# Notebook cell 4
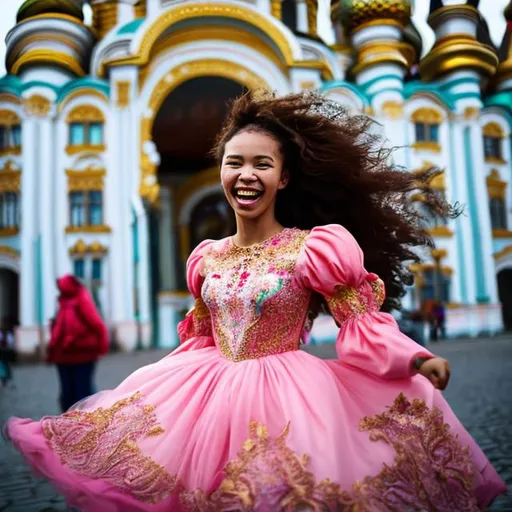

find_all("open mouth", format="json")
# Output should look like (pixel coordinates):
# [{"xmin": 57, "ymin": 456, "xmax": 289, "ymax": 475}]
[{"xmin": 233, "ymin": 188, "xmax": 264, "ymax": 205}]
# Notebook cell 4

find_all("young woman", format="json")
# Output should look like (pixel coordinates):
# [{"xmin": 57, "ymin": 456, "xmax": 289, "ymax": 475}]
[{"xmin": 4, "ymin": 92, "xmax": 506, "ymax": 511}]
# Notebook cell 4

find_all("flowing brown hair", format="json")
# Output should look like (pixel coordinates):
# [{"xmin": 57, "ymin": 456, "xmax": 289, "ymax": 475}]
[{"xmin": 214, "ymin": 91, "xmax": 457, "ymax": 311}]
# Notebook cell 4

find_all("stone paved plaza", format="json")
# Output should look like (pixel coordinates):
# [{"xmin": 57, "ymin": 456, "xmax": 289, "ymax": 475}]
[{"xmin": 1, "ymin": 336, "xmax": 511, "ymax": 511}]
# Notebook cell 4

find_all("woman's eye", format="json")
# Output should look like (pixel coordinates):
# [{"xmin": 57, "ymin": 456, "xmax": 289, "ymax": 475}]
[
  {"xmin": 226, "ymin": 161, "xmax": 241, "ymax": 167},
  {"xmin": 256, "ymin": 163, "xmax": 271, "ymax": 169}
]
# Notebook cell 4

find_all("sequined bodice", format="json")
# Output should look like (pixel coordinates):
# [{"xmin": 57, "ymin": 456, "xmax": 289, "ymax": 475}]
[{"xmin": 202, "ymin": 229, "xmax": 310, "ymax": 362}]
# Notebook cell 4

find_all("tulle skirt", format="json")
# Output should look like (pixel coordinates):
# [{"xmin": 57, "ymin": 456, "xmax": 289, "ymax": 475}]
[{"xmin": 5, "ymin": 339, "xmax": 507, "ymax": 511}]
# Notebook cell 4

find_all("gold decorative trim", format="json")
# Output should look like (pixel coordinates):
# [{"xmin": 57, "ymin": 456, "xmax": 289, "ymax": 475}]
[
  {"xmin": 17, "ymin": 12, "xmax": 88, "ymax": 27},
  {"xmin": 427, "ymin": 226, "xmax": 453, "ymax": 238},
  {"xmin": 0, "ymin": 227, "xmax": 19, "ymax": 238},
  {"xmin": 412, "ymin": 141, "xmax": 442, "ymax": 153},
  {"xmin": 0, "ymin": 245, "xmax": 19, "ymax": 258},
  {"xmin": 419, "ymin": 37, "xmax": 498, "ymax": 81},
  {"xmin": 0, "ymin": 110, "xmax": 21, "ymax": 125},
  {"xmin": 381, "ymin": 100, "xmax": 403, "ymax": 120},
  {"xmin": 349, "ymin": 19, "xmax": 404, "ymax": 35},
  {"xmin": 134, "ymin": 0, "xmax": 147, "ymax": 18},
  {"xmin": 59, "ymin": 89, "xmax": 109, "ymax": 112},
  {"xmin": 140, "ymin": 59, "xmax": 268, "ymax": 204},
  {"xmin": 431, "ymin": 248, "xmax": 448, "ymax": 260},
  {"xmin": 485, "ymin": 155, "xmax": 507, "ymax": 165},
  {"xmin": 66, "ymin": 105, "xmax": 105, "ymax": 123},
  {"xmin": 66, "ymin": 168, "xmax": 106, "ymax": 191},
  {"xmin": 6, "ymin": 34, "xmax": 83, "ymax": 70},
  {"xmin": 487, "ymin": 169, "xmax": 506, "ymax": 200},
  {"xmin": 116, "ymin": 81, "xmax": 130, "ymax": 108},
  {"xmin": 412, "ymin": 262, "xmax": 453, "ymax": 276},
  {"xmin": 10, "ymin": 49, "xmax": 85, "ymax": 77},
  {"xmin": 494, "ymin": 245, "xmax": 512, "ymax": 260},
  {"xmin": 139, "ymin": 26, "xmax": 290, "ymax": 85},
  {"xmin": 69, "ymin": 239, "xmax": 109, "ymax": 255},
  {"xmin": 103, "ymin": 3, "xmax": 296, "ymax": 71},
  {"xmin": 411, "ymin": 108, "xmax": 443, "ymax": 124},
  {"xmin": 23, "ymin": 94, "xmax": 52, "ymax": 117},
  {"xmin": 66, "ymin": 225, "xmax": 112, "ymax": 235},
  {"xmin": 430, "ymin": 172, "xmax": 445, "ymax": 190},
  {"xmin": 482, "ymin": 122, "xmax": 504, "ymax": 139},
  {"xmin": 290, "ymin": 60, "xmax": 334, "ymax": 81},
  {"xmin": 180, "ymin": 224, "xmax": 190, "ymax": 264},
  {"xmin": 306, "ymin": 0, "xmax": 318, "ymax": 36},
  {"xmin": 352, "ymin": 41, "xmax": 415, "ymax": 75},
  {"xmin": 271, "ymin": 0, "xmax": 282, "ymax": 19},
  {"xmin": 492, "ymin": 229, "xmax": 512, "ymax": 239},
  {"xmin": 92, "ymin": 1, "xmax": 118, "ymax": 39},
  {"xmin": 65, "ymin": 144, "xmax": 106, "ymax": 156},
  {"xmin": 0, "ymin": 162, "xmax": 21, "ymax": 192},
  {"xmin": 0, "ymin": 147, "xmax": 21, "ymax": 157},
  {"xmin": 463, "ymin": 106, "xmax": 480, "ymax": 120},
  {"xmin": 158, "ymin": 290, "xmax": 190, "ymax": 298},
  {"xmin": 0, "ymin": 94, "xmax": 22, "ymax": 104},
  {"xmin": 300, "ymin": 81, "xmax": 316, "ymax": 90}
]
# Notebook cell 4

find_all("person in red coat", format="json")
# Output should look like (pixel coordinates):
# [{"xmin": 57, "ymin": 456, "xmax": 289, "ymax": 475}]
[{"xmin": 47, "ymin": 274, "xmax": 109, "ymax": 412}]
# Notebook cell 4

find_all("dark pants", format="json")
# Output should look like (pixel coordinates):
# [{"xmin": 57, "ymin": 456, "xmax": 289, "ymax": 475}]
[{"xmin": 57, "ymin": 362, "xmax": 96, "ymax": 412}]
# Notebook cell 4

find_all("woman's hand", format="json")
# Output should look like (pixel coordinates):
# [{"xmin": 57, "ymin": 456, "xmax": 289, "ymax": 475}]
[{"xmin": 417, "ymin": 357, "xmax": 451, "ymax": 390}]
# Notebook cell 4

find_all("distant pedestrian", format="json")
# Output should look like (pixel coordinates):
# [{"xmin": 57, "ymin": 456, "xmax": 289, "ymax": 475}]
[
  {"xmin": 46, "ymin": 275, "xmax": 109, "ymax": 412},
  {"xmin": 0, "ymin": 326, "xmax": 15, "ymax": 387}
]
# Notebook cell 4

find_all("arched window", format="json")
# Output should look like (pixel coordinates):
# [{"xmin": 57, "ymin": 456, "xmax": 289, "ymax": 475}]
[
  {"xmin": 482, "ymin": 122, "xmax": 505, "ymax": 163},
  {"xmin": 411, "ymin": 108, "xmax": 442, "ymax": 152},
  {"xmin": 0, "ymin": 110, "xmax": 21, "ymax": 157},
  {"xmin": 66, "ymin": 105, "xmax": 105, "ymax": 155}
]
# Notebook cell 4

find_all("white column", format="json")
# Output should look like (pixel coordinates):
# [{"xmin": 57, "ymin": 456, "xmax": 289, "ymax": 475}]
[
  {"xmin": 468, "ymin": 123, "xmax": 498, "ymax": 303},
  {"xmin": 39, "ymin": 116, "xmax": 58, "ymax": 325},
  {"xmin": 451, "ymin": 121, "xmax": 477, "ymax": 304},
  {"xmin": 19, "ymin": 117, "xmax": 37, "ymax": 329},
  {"xmin": 147, "ymin": 0, "xmax": 160, "ymax": 18},
  {"xmin": 296, "ymin": 0, "xmax": 308, "ymax": 32},
  {"xmin": 55, "ymin": 118, "xmax": 70, "ymax": 277},
  {"xmin": 117, "ymin": 2, "xmax": 134, "ymax": 25}
]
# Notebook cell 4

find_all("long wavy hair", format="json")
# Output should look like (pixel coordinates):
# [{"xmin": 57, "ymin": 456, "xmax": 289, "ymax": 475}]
[{"xmin": 213, "ymin": 91, "xmax": 457, "ymax": 312}]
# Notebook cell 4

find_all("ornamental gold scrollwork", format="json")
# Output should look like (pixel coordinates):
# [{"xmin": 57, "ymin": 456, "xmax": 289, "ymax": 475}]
[
  {"xmin": 116, "ymin": 81, "xmax": 130, "ymax": 108},
  {"xmin": 66, "ymin": 168, "xmax": 106, "ymax": 191},
  {"xmin": 66, "ymin": 105, "xmax": 105, "ymax": 123},
  {"xmin": 483, "ymin": 122, "xmax": 505, "ymax": 139},
  {"xmin": 486, "ymin": 169, "xmax": 506, "ymax": 200},
  {"xmin": 0, "ymin": 160, "xmax": 21, "ymax": 193},
  {"xmin": 69, "ymin": 239, "xmax": 109, "ymax": 256},
  {"xmin": 411, "ymin": 107, "xmax": 443, "ymax": 124},
  {"xmin": 381, "ymin": 100, "xmax": 403, "ymax": 120},
  {"xmin": 0, "ymin": 110, "xmax": 21, "ymax": 125},
  {"xmin": 23, "ymin": 94, "xmax": 52, "ymax": 117}
]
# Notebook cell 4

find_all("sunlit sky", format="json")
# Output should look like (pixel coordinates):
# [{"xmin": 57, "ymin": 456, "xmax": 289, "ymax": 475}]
[{"xmin": 0, "ymin": 0, "xmax": 509, "ymax": 76}]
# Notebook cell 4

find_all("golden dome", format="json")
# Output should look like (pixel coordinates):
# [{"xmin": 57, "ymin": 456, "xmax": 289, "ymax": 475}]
[
  {"xmin": 340, "ymin": 0, "xmax": 412, "ymax": 32},
  {"xmin": 16, "ymin": 0, "xmax": 84, "ymax": 24}
]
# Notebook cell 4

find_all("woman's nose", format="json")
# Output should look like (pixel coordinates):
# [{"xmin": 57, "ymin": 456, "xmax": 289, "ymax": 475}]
[{"xmin": 239, "ymin": 165, "xmax": 256, "ymax": 179}]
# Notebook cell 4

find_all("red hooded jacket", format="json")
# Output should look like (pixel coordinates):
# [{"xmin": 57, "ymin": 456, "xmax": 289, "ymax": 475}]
[{"xmin": 47, "ymin": 275, "xmax": 109, "ymax": 364}]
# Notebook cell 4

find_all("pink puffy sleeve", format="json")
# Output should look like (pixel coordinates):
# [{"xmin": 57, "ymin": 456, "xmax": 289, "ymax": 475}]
[
  {"xmin": 298, "ymin": 224, "xmax": 433, "ymax": 379},
  {"xmin": 175, "ymin": 239, "xmax": 215, "ymax": 348}
]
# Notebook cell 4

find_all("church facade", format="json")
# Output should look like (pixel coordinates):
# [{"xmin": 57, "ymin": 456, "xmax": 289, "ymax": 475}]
[{"xmin": 1, "ymin": 0, "xmax": 512, "ymax": 354}]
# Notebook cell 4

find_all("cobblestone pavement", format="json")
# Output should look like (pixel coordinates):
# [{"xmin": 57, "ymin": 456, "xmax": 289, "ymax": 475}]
[{"xmin": 0, "ymin": 336, "xmax": 511, "ymax": 511}]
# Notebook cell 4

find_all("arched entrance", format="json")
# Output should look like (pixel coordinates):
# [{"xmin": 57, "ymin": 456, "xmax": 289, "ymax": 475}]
[
  {"xmin": 149, "ymin": 75, "xmax": 245, "ymax": 347},
  {"xmin": 497, "ymin": 268, "xmax": 512, "ymax": 331},
  {"xmin": 0, "ymin": 268, "xmax": 19, "ymax": 330}
]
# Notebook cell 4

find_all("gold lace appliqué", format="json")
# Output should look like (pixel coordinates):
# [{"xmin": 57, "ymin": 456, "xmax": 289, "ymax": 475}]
[
  {"xmin": 181, "ymin": 393, "xmax": 478, "ymax": 511},
  {"xmin": 326, "ymin": 276, "xmax": 385, "ymax": 324},
  {"xmin": 42, "ymin": 392, "xmax": 176, "ymax": 504}
]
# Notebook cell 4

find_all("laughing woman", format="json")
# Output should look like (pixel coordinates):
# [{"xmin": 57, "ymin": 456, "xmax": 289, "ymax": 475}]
[{"xmin": 4, "ymin": 92, "xmax": 507, "ymax": 511}]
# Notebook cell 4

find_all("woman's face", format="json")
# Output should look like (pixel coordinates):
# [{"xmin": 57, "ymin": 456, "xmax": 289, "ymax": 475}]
[{"xmin": 220, "ymin": 129, "xmax": 288, "ymax": 221}]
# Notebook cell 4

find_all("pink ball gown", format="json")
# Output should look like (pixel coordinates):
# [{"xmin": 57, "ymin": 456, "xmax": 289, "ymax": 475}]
[{"xmin": 5, "ymin": 225, "xmax": 507, "ymax": 511}]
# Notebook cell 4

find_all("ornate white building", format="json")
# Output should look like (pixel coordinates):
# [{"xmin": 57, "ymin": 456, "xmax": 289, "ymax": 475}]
[{"xmin": 1, "ymin": 0, "xmax": 511, "ymax": 354}]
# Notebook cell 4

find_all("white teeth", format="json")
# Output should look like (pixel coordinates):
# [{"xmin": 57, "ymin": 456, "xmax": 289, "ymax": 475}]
[{"xmin": 236, "ymin": 190, "xmax": 261, "ymax": 198}]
